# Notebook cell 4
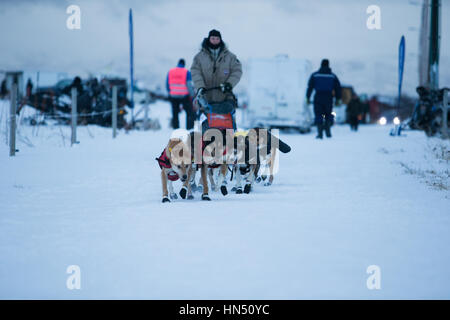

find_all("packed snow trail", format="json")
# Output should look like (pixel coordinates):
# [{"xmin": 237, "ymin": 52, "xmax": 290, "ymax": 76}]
[{"xmin": 0, "ymin": 103, "xmax": 449, "ymax": 299}]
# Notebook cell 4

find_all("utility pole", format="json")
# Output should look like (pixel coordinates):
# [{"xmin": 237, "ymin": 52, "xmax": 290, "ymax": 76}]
[{"xmin": 428, "ymin": 0, "xmax": 440, "ymax": 90}]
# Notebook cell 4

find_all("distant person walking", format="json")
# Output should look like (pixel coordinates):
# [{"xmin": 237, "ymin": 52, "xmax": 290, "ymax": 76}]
[
  {"xmin": 166, "ymin": 59, "xmax": 195, "ymax": 130},
  {"xmin": 26, "ymin": 78, "xmax": 33, "ymax": 97},
  {"xmin": 346, "ymin": 93, "xmax": 362, "ymax": 131},
  {"xmin": 306, "ymin": 59, "xmax": 342, "ymax": 139},
  {"xmin": 0, "ymin": 78, "xmax": 7, "ymax": 99},
  {"xmin": 65, "ymin": 76, "xmax": 84, "ymax": 95}
]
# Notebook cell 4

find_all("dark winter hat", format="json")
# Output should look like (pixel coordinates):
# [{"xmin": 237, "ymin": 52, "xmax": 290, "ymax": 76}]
[
  {"xmin": 321, "ymin": 59, "xmax": 329, "ymax": 68},
  {"xmin": 208, "ymin": 29, "xmax": 222, "ymax": 39},
  {"xmin": 178, "ymin": 59, "xmax": 185, "ymax": 67}
]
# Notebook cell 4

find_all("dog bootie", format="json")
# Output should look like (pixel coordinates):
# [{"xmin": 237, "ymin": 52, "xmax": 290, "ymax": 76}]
[
  {"xmin": 244, "ymin": 183, "xmax": 252, "ymax": 194},
  {"xmin": 220, "ymin": 185, "xmax": 228, "ymax": 196},
  {"xmin": 202, "ymin": 194, "xmax": 211, "ymax": 201},
  {"xmin": 162, "ymin": 196, "xmax": 170, "ymax": 203},
  {"xmin": 236, "ymin": 187, "xmax": 243, "ymax": 194},
  {"xmin": 179, "ymin": 187, "xmax": 187, "ymax": 199},
  {"xmin": 187, "ymin": 194, "xmax": 194, "ymax": 200}
]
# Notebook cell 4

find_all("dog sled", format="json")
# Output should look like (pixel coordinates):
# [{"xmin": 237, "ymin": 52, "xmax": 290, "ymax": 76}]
[{"xmin": 196, "ymin": 87, "xmax": 238, "ymax": 133}]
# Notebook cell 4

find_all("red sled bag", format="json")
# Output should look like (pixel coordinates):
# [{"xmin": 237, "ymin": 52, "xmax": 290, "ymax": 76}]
[
  {"xmin": 207, "ymin": 113, "xmax": 234, "ymax": 129},
  {"xmin": 201, "ymin": 100, "xmax": 237, "ymax": 133}
]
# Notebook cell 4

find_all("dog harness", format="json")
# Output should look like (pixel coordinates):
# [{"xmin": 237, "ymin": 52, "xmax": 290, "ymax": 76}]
[
  {"xmin": 156, "ymin": 149, "xmax": 180, "ymax": 181},
  {"xmin": 201, "ymin": 140, "xmax": 228, "ymax": 169}
]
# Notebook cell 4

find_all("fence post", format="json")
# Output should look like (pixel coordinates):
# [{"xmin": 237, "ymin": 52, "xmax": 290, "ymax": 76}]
[
  {"xmin": 71, "ymin": 87, "xmax": 77, "ymax": 146},
  {"xmin": 9, "ymin": 83, "xmax": 17, "ymax": 157},
  {"xmin": 112, "ymin": 86, "xmax": 118, "ymax": 138},
  {"xmin": 144, "ymin": 91, "xmax": 150, "ymax": 130},
  {"xmin": 442, "ymin": 88, "xmax": 449, "ymax": 139}
]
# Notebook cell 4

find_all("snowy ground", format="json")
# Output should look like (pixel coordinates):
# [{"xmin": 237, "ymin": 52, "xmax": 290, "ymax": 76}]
[{"xmin": 0, "ymin": 100, "xmax": 449, "ymax": 299}]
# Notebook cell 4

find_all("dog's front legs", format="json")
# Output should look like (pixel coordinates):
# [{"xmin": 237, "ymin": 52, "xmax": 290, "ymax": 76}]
[
  {"xmin": 234, "ymin": 165, "xmax": 243, "ymax": 194},
  {"xmin": 168, "ymin": 178, "xmax": 177, "ymax": 200},
  {"xmin": 161, "ymin": 170, "xmax": 170, "ymax": 203},
  {"xmin": 180, "ymin": 165, "xmax": 194, "ymax": 200},
  {"xmin": 201, "ymin": 165, "xmax": 211, "ymax": 200},
  {"xmin": 254, "ymin": 163, "xmax": 261, "ymax": 183},
  {"xmin": 208, "ymin": 167, "xmax": 217, "ymax": 191},
  {"xmin": 187, "ymin": 166, "xmax": 196, "ymax": 198},
  {"xmin": 265, "ymin": 147, "xmax": 276, "ymax": 186},
  {"xmin": 244, "ymin": 165, "xmax": 257, "ymax": 194},
  {"xmin": 217, "ymin": 164, "xmax": 228, "ymax": 196}
]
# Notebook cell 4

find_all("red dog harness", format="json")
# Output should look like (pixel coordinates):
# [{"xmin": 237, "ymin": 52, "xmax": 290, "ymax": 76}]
[{"xmin": 156, "ymin": 149, "xmax": 179, "ymax": 181}]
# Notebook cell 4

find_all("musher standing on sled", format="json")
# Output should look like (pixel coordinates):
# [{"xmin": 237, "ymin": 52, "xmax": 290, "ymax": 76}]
[
  {"xmin": 190, "ymin": 29, "xmax": 243, "ymax": 196},
  {"xmin": 306, "ymin": 59, "xmax": 342, "ymax": 139},
  {"xmin": 191, "ymin": 29, "xmax": 242, "ymax": 116}
]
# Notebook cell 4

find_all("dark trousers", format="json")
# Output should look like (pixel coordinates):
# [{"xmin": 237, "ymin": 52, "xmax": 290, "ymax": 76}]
[
  {"xmin": 170, "ymin": 96, "xmax": 194, "ymax": 130},
  {"xmin": 348, "ymin": 116, "xmax": 359, "ymax": 131},
  {"xmin": 314, "ymin": 101, "xmax": 333, "ymax": 125}
]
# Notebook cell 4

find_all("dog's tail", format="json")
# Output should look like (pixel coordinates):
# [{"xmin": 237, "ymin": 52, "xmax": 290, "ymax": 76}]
[{"xmin": 271, "ymin": 135, "xmax": 291, "ymax": 153}]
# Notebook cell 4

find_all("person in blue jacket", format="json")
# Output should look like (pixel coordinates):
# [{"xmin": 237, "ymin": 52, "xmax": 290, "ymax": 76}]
[{"xmin": 306, "ymin": 59, "xmax": 342, "ymax": 139}]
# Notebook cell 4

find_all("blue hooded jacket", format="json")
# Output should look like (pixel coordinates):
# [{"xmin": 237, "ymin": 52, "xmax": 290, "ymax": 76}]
[{"xmin": 306, "ymin": 67, "xmax": 342, "ymax": 104}]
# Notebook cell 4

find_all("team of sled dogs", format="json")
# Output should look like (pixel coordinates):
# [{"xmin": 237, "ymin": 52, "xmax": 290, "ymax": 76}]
[{"xmin": 156, "ymin": 128, "xmax": 288, "ymax": 202}]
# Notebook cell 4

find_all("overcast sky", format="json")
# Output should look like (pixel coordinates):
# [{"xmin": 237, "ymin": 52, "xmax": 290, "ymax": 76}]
[{"xmin": 0, "ymin": 0, "xmax": 449, "ymax": 96}]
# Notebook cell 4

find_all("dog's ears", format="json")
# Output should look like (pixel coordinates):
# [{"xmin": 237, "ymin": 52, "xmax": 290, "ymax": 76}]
[
  {"xmin": 167, "ymin": 138, "xmax": 192, "ymax": 165},
  {"xmin": 166, "ymin": 139, "xmax": 181, "ymax": 158}
]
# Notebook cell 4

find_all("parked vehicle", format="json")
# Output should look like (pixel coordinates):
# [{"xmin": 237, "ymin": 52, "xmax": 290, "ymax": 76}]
[{"xmin": 246, "ymin": 55, "xmax": 313, "ymax": 132}]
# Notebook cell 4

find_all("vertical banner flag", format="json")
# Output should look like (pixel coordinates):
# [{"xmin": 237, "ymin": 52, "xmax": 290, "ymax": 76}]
[
  {"xmin": 398, "ymin": 35, "xmax": 405, "ymax": 111},
  {"xmin": 129, "ymin": 9, "xmax": 134, "ymax": 110}
]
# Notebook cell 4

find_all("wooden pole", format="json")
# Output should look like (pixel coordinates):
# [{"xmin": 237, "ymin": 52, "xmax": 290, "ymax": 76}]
[
  {"xmin": 144, "ymin": 91, "xmax": 150, "ymax": 130},
  {"xmin": 112, "ymin": 86, "xmax": 118, "ymax": 138},
  {"xmin": 71, "ymin": 87, "xmax": 77, "ymax": 146},
  {"xmin": 9, "ymin": 83, "xmax": 17, "ymax": 156}
]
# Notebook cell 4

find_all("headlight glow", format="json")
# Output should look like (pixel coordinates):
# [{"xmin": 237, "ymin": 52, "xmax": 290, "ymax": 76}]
[{"xmin": 379, "ymin": 117, "xmax": 387, "ymax": 125}]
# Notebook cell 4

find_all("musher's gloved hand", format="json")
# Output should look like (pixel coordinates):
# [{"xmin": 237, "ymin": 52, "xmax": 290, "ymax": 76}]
[
  {"xmin": 220, "ymin": 82, "xmax": 233, "ymax": 93},
  {"xmin": 196, "ymin": 87, "xmax": 205, "ymax": 97}
]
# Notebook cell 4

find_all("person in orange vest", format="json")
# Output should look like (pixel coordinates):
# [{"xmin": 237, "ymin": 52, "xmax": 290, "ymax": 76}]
[{"xmin": 166, "ymin": 59, "xmax": 195, "ymax": 130}]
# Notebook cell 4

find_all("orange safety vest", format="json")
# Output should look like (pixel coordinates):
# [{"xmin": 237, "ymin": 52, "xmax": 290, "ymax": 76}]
[{"xmin": 168, "ymin": 67, "xmax": 189, "ymax": 96}]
